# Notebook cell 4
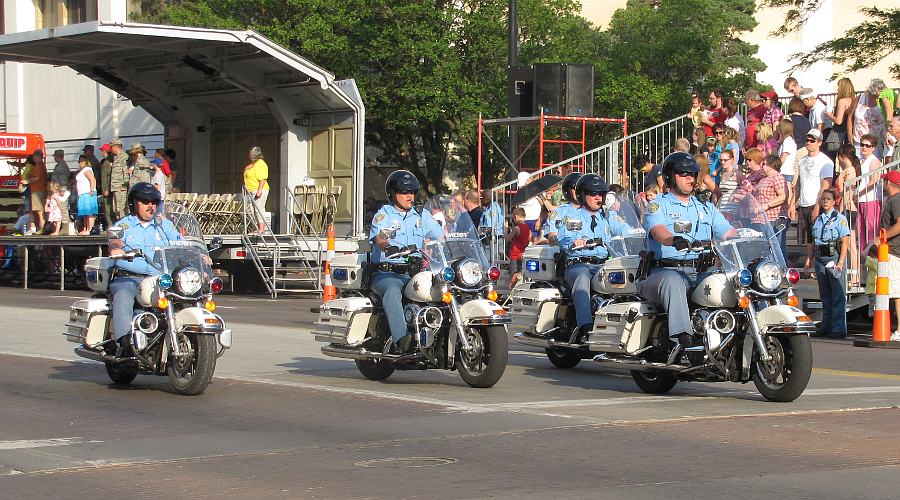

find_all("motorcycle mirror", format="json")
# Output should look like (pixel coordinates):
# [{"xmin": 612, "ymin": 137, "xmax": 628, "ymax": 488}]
[
  {"xmin": 208, "ymin": 236, "xmax": 224, "ymax": 251},
  {"xmin": 108, "ymin": 226, "xmax": 124, "ymax": 239},
  {"xmin": 566, "ymin": 220, "xmax": 583, "ymax": 231}
]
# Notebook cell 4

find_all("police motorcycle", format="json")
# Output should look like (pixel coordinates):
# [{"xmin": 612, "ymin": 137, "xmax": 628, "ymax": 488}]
[
  {"xmin": 586, "ymin": 194, "xmax": 814, "ymax": 402},
  {"xmin": 311, "ymin": 197, "xmax": 510, "ymax": 388},
  {"xmin": 509, "ymin": 194, "xmax": 644, "ymax": 368},
  {"xmin": 63, "ymin": 202, "xmax": 231, "ymax": 395}
]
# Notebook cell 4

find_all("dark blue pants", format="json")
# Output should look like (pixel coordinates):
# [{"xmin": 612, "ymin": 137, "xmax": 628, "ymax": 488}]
[
  {"xmin": 814, "ymin": 254, "xmax": 846, "ymax": 335},
  {"xmin": 564, "ymin": 263, "xmax": 601, "ymax": 329}
]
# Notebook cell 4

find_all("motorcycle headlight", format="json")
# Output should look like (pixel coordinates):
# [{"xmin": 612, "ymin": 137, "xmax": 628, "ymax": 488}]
[
  {"xmin": 754, "ymin": 262, "xmax": 783, "ymax": 292},
  {"xmin": 456, "ymin": 259, "xmax": 484, "ymax": 287},
  {"xmin": 174, "ymin": 266, "xmax": 203, "ymax": 295}
]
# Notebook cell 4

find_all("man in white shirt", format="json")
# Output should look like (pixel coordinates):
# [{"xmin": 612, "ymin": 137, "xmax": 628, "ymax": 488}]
[
  {"xmin": 802, "ymin": 88, "xmax": 832, "ymax": 132},
  {"xmin": 791, "ymin": 129, "xmax": 834, "ymax": 245},
  {"xmin": 150, "ymin": 158, "xmax": 168, "ymax": 213}
]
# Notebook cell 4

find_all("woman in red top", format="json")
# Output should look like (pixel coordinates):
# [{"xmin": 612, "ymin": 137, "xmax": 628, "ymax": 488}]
[{"xmin": 506, "ymin": 207, "xmax": 531, "ymax": 287}]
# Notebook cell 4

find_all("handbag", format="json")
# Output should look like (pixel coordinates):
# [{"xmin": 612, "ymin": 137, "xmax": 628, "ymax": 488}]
[{"xmin": 824, "ymin": 128, "xmax": 842, "ymax": 153}]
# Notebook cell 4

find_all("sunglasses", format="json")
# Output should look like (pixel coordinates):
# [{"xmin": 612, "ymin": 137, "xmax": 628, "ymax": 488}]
[
  {"xmin": 396, "ymin": 189, "xmax": 418, "ymax": 195},
  {"xmin": 860, "ymin": 143, "xmax": 874, "ymax": 148},
  {"xmin": 584, "ymin": 191, "xmax": 604, "ymax": 197},
  {"xmin": 720, "ymin": 157, "xmax": 733, "ymax": 161},
  {"xmin": 675, "ymin": 171, "xmax": 697, "ymax": 178},
  {"xmin": 135, "ymin": 198, "xmax": 157, "ymax": 205},
  {"xmin": 806, "ymin": 138, "xmax": 819, "ymax": 143}
]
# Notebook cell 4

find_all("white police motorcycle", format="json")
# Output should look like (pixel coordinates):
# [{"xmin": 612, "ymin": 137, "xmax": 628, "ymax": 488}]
[
  {"xmin": 512, "ymin": 194, "xmax": 813, "ymax": 402},
  {"xmin": 509, "ymin": 195, "xmax": 645, "ymax": 368},
  {"xmin": 63, "ymin": 203, "xmax": 232, "ymax": 395},
  {"xmin": 312, "ymin": 197, "xmax": 510, "ymax": 388}
]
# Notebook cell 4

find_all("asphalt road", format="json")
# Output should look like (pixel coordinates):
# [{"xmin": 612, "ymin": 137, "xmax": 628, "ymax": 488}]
[{"xmin": 1, "ymin": 287, "xmax": 900, "ymax": 499}]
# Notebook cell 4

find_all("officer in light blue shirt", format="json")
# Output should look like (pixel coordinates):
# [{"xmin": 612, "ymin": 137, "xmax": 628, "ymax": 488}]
[
  {"xmin": 806, "ymin": 188, "xmax": 850, "ymax": 338},
  {"xmin": 108, "ymin": 182, "xmax": 183, "ymax": 357},
  {"xmin": 639, "ymin": 153, "xmax": 737, "ymax": 358},
  {"xmin": 369, "ymin": 170, "xmax": 444, "ymax": 352},
  {"xmin": 556, "ymin": 174, "xmax": 631, "ymax": 337},
  {"xmin": 542, "ymin": 172, "xmax": 581, "ymax": 243}
]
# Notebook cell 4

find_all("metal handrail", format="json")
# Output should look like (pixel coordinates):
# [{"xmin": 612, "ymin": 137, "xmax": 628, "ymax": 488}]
[{"xmin": 242, "ymin": 187, "xmax": 278, "ymax": 296}]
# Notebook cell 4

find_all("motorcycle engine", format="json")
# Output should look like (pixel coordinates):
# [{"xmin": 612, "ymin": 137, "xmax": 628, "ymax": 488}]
[
  {"xmin": 403, "ymin": 304, "xmax": 442, "ymax": 349},
  {"xmin": 691, "ymin": 309, "xmax": 737, "ymax": 352}
]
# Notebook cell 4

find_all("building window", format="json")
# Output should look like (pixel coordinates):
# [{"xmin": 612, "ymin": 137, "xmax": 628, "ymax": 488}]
[{"xmin": 36, "ymin": 0, "xmax": 89, "ymax": 28}]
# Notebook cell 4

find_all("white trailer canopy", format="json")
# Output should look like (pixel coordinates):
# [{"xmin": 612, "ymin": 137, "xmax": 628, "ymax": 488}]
[{"xmin": 0, "ymin": 21, "xmax": 365, "ymax": 233}]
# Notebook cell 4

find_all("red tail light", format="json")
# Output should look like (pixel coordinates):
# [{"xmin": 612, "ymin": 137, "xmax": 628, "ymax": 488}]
[
  {"xmin": 210, "ymin": 278, "xmax": 224, "ymax": 294},
  {"xmin": 488, "ymin": 266, "xmax": 501, "ymax": 282},
  {"xmin": 786, "ymin": 268, "xmax": 800, "ymax": 285}
]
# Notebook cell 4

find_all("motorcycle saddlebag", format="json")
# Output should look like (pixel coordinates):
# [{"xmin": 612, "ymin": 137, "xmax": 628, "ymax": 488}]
[
  {"xmin": 329, "ymin": 253, "xmax": 368, "ymax": 290},
  {"xmin": 63, "ymin": 298, "xmax": 111, "ymax": 347},
  {"xmin": 508, "ymin": 286, "xmax": 562, "ymax": 335},
  {"xmin": 586, "ymin": 301, "xmax": 659, "ymax": 354},
  {"xmin": 84, "ymin": 257, "xmax": 114, "ymax": 293},
  {"xmin": 312, "ymin": 297, "xmax": 376, "ymax": 346}
]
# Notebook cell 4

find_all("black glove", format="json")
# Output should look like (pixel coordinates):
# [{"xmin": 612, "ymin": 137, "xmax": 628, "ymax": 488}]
[
  {"xmin": 672, "ymin": 236, "xmax": 690, "ymax": 251},
  {"xmin": 384, "ymin": 245, "xmax": 401, "ymax": 257}
]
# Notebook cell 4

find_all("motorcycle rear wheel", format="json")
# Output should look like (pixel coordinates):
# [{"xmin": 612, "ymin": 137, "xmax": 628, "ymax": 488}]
[
  {"xmin": 545, "ymin": 347, "xmax": 581, "ymax": 368},
  {"xmin": 167, "ymin": 333, "xmax": 217, "ymax": 396},
  {"xmin": 751, "ymin": 334, "xmax": 812, "ymax": 402},
  {"xmin": 105, "ymin": 361, "xmax": 138, "ymax": 385},
  {"xmin": 631, "ymin": 370, "xmax": 678, "ymax": 394},
  {"xmin": 456, "ymin": 326, "xmax": 508, "ymax": 388}
]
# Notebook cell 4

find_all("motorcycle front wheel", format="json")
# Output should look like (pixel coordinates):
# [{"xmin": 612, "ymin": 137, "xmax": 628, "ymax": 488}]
[
  {"xmin": 167, "ymin": 333, "xmax": 217, "ymax": 396},
  {"xmin": 456, "ymin": 326, "xmax": 508, "ymax": 388},
  {"xmin": 751, "ymin": 334, "xmax": 813, "ymax": 402}
]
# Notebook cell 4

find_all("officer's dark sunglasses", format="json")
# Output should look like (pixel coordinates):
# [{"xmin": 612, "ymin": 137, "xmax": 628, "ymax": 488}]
[
  {"xmin": 135, "ymin": 197, "xmax": 157, "ymax": 205},
  {"xmin": 396, "ymin": 189, "xmax": 418, "ymax": 195},
  {"xmin": 674, "ymin": 171, "xmax": 697, "ymax": 177},
  {"xmin": 584, "ymin": 191, "xmax": 604, "ymax": 197}
]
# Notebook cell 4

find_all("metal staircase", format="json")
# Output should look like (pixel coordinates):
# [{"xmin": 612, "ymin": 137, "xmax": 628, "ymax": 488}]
[{"xmin": 241, "ymin": 188, "xmax": 323, "ymax": 298}]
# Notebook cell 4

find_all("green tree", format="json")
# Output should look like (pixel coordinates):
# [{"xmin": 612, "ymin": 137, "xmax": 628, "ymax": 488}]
[{"xmin": 760, "ymin": 1, "xmax": 900, "ymax": 80}]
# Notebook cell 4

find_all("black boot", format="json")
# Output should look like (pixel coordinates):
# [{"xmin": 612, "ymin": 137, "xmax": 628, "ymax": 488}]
[
  {"xmin": 394, "ymin": 334, "xmax": 415, "ymax": 354},
  {"xmin": 116, "ymin": 334, "xmax": 136, "ymax": 359}
]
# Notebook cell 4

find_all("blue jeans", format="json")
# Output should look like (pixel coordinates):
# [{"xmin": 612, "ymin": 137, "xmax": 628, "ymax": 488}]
[
  {"xmin": 814, "ymin": 254, "xmax": 846, "ymax": 334},
  {"xmin": 109, "ymin": 277, "xmax": 145, "ymax": 340},
  {"xmin": 564, "ymin": 263, "xmax": 601, "ymax": 329},
  {"xmin": 371, "ymin": 271, "xmax": 411, "ymax": 342}
]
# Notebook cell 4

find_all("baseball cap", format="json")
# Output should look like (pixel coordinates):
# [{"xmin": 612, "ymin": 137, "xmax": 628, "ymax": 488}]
[
  {"xmin": 807, "ymin": 129, "xmax": 823, "ymax": 141},
  {"xmin": 744, "ymin": 89, "xmax": 760, "ymax": 101},
  {"xmin": 883, "ymin": 171, "xmax": 900, "ymax": 185},
  {"xmin": 150, "ymin": 158, "xmax": 163, "ymax": 165},
  {"xmin": 53, "ymin": 149, "xmax": 65, "ymax": 156},
  {"xmin": 760, "ymin": 90, "xmax": 778, "ymax": 100},
  {"xmin": 799, "ymin": 88, "xmax": 816, "ymax": 99},
  {"xmin": 99, "ymin": 143, "xmax": 111, "ymax": 152}
]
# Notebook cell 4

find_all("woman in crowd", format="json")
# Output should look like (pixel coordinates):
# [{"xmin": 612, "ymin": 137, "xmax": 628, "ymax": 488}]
[
  {"xmin": 777, "ymin": 119, "xmax": 797, "ymax": 182},
  {"xmin": 244, "ymin": 146, "xmax": 270, "ymax": 233},
  {"xmin": 824, "ymin": 78, "xmax": 854, "ymax": 148},
  {"xmin": 758, "ymin": 155, "xmax": 789, "ymax": 261},
  {"xmin": 835, "ymin": 144, "xmax": 861, "ymax": 287},
  {"xmin": 856, "ymin": 133, "xmax": 882, "ymax": 253},
  {"xmin": 715, "ymin": 149, "xmax": 740, "ymax": 210},
  {"xmin": 851, "ymin": 80, "xmax": 887, "ymax": 158},
  {"xmin": 75, "ymin": 155, "xmax": 98, "ymax": 235},
  {"xmin": 27, "ymin": 150, "xmax": 47, "ymax": 235},
  {"xmin": 724, "ymin": 98, "xmax": 745, "ymax": 148},
  {"xmin": 693, "ymin": 154, "xmax": 717, "ymax": 203},
  {"xmin": 709, "ymin": 123, "xmax": 724, "ymax": 182},
  {"xmin": 692, "ymin": 127, "xmax": 711, "ymax": 156},
  {"xmin": 756, "ymin": 123, "xmax": 778, "ymax": 157},
  {"xmin": 788, "ymin": 97, "xmax": 812, "ymax": 145}
]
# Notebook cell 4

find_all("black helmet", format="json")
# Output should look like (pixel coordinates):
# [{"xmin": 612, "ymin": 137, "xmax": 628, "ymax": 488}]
[
  {"xmin": 385, "ymin": 170, "xmax": 421, "ymax": 200},
  {"xmin": 127, "ymin": 182, "xmax": 162, "ymax": 214},
  {"xmin": 574, "ymin": 173, "xmax": 609, "ymax": 205},
  {"xmin": 661, "ymin": 152, "xmax": 700, "ymax": 189},
  {"xmin": 561, "ymin": 172, "xmax": 582, "ymax": 203}
]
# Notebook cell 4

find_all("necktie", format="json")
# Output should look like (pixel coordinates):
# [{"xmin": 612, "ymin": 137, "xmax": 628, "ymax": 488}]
[{"xmin": 590, "ymin": 215, "xmax": 598, "ymax": 233}]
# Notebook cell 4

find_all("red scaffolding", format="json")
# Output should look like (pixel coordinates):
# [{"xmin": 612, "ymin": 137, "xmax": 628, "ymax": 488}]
[{"xmin": 476, "ymin": 111, "xmax": 627, "ymax": 191}]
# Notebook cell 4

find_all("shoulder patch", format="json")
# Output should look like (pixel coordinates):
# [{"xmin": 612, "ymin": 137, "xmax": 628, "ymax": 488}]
[
  {"xmin": 616, "ymin": 215, "xmax": 626, "ymax": 223},
  {"xmin": 373, "ymin": 213, "xmax": 385, "ymax": 224},
  {"xmin": 840, "ymin": 219, "xmax": 848, "ymax": 227},
  {"xmin": 119, "ymin": 223, "xmax": 129, "ymax": 230},
  {"xmin": 647, "ymin": 203, "xmax": 659, "ymax": 214},
  {"xmin": 549, "ymin": 210, "xmax": 557, "ymax": 220}
]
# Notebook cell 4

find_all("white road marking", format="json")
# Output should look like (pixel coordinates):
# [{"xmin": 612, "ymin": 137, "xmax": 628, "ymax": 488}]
[{"xmin": 0, "ymin": 437, "xmax": 100, "ymax": 450}]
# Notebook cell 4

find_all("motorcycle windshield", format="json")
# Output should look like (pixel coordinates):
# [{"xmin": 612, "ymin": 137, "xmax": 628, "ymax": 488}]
[
  {"xmin": 421, "ymin": 196, "xmax": 491, "ymax": 275},
  {"xmin": 151, "ymin": 244, "xmax": 213, "ymax": 278},
  {"xmin": 606, "ymin": 195, "xmax": 646, "ymax": 258},
  {"xmin": 714, "ymin": 193, "xmax": 786, "ymax": 276},
  {"xmin": 161, "ymin": 202, "xmax": 205, "ymax": 246}
]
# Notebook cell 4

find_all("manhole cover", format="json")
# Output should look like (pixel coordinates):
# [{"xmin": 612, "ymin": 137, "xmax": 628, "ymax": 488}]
[{"xmin": 354, "ymin": 457, "xmax": 457, "ymax": 468}]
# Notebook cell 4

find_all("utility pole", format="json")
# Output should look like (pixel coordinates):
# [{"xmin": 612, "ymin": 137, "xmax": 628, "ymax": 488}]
[{"xmin": 507, "ymin": 0, "xmax": 519, "ymax": 178}]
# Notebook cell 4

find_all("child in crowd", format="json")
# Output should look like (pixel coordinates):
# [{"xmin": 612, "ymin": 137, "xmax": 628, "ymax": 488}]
[
  {"xmin": 506, "ymin": 207, "xmax": 531, "ymax": 287},
  {"xmin": 45, "ymin": 182, "xmax": 62, "ymax": 235}
]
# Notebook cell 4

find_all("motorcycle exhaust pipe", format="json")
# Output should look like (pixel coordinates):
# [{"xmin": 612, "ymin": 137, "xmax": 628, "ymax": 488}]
[{"xmin": 321, "ymin": 344, "xmax": 404, "ymax": 361}]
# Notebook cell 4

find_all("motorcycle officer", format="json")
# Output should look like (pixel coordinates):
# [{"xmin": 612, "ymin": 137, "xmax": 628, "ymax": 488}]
[
  {"xmin": 640, "ymin": 152, "xmax": 737, "ymax": 359},
  {"xmin": 542, "ymin": 172, "xmax": 582, "ymax": 244},
  {"xmin": 369, "ymin": 170, "xmax": 444, "ymax": 353},
  {"xmin": 557, "ymin": 174, "xmax": 632, "ymax": 339},
  {"xmin": 108, "ymin": 182, "xmax": 183, "ymax": 357}
]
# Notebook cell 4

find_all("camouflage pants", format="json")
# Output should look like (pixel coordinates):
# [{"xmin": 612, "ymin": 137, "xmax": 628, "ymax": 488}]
[
  {"xmin": 103, "ymin": 194, "xmax": 115, "ymax": 228},
  {"xmin": 112, "ymin": 189, "xmax": 128, "ymax": 221}
]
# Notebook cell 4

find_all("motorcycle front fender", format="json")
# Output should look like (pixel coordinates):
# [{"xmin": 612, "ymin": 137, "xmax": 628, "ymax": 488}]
[
  {"xmin": 755, "ymin": 304, "xmax": 815, "ymax": 335},
  {"xmin": 175, "ymin": 307, "xmax": 227, "ymax": 335},
  {"xmin": 458, "ymin": 299, "xmax": 510, "ymax": 326}
]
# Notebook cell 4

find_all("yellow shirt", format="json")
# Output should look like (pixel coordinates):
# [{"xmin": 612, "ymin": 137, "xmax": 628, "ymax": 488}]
[{"xmin": 243, "ymin": 159, "xmax": 270, "ymax": 192}]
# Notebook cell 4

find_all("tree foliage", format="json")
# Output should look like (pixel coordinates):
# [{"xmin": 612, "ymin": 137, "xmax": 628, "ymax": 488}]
[
  {"xmin": 760, "ymin": 1, "xmax": 900, "ymax": 80},
  {"xmin": 139, "ymin": 0, "xmax": 763, "ymax": 193}
]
